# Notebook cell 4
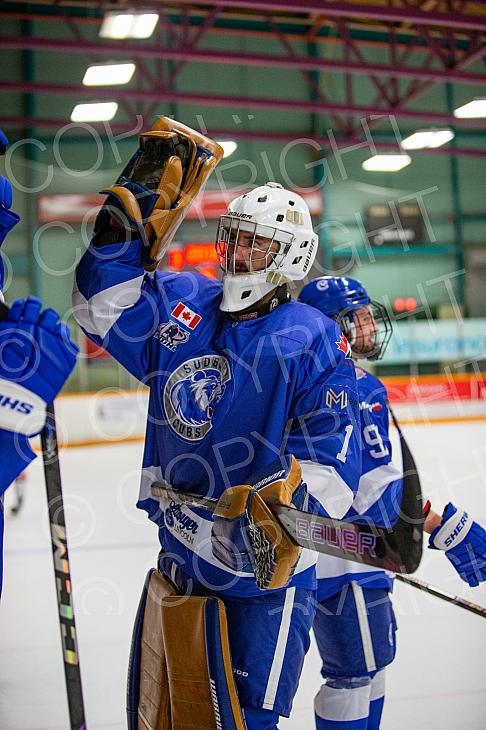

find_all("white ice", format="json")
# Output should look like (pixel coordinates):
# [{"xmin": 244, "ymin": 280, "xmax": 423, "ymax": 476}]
[{"xmin": 1, "ymin": 421, "xmax": 486, "ymax": 730}]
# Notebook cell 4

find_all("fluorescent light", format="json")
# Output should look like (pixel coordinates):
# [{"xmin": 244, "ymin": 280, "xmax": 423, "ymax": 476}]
[
  {"xmin": 454, "ymin": 98, "xmax": 486, "ymax": 119},
  {"xmin": 362, "ymin": 154, "xmax": 412, "ymax": 172},
  {"xmin": 71, "ymin": 102, "xmax": 118, "ymax": 122},
  {"xmin": 83, "ymin": 62, "xmax": 136, "ymax": 87},
  {"xmin": 99, "ymin": 12, "xmax": 159, "ymax": 39},
  {"xmin": 217, "ymin": 140, "xmax": 238, "ymax": 158},
  {"xmin": 131, "ymin": 13, "xmax": 159, "ymax": 39},
  {"xmin": 401, "ymin": 128, "xmax": 454, "ymax": 150},
  {"xmin": 100, "ymin": 13, "xmax": 134, "ymax": 39}
]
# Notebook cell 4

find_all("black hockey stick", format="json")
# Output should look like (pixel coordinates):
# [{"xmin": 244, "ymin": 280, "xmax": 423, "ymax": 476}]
[
  {"xmin": 151, "ymin": 481, "xmax": 416, "ymax": 573},
  {"xmin": 41, "ymin": 404, "xmax": 87, "ymax": 730},
  {"xmin": 0, "ymin": 301, "xmax": 87, "ymax": 729},
  {"xmin": 395, "ymin": 574, "xmax": 486, "ymax": 618}
]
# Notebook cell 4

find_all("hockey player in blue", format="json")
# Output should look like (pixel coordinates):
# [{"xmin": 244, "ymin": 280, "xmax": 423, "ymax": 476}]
[
  {"xmin": 299, "ymin": 276, "xmax": 486, "ymax": 730},
  {"xmin": 0, "ymin": 129, "xmax": 78, "ymax": 493},
  {"xmin": 0, "ymin": 129, "xmax": 78, "ymax": 593},
  {"xmin": 73, "ymin": 119, "xmax": 362, "ymax": 729}
]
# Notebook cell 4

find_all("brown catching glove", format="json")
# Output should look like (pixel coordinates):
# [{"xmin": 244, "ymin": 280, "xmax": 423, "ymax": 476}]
[{"xmin": 96, "ymin": 117, "xmax": 224, "ymax": 269}]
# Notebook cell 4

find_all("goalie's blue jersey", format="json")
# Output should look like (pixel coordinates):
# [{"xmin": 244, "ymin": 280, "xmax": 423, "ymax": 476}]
[
  {"xmin": 316, "ymin": 366, "xmax": 402, "ymax": 600},
  {"xmin": 74, "ymin": 238, "xmax": 361, "ymax": 597}
]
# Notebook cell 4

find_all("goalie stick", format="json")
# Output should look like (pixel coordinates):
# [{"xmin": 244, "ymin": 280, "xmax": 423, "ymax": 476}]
[
  {"xmin": 0, "ymin": 301, "xmax": 87, "ymax": 730},
  {"xmin": 151, "ymin": 481, "xmax": 420, "ymax": 574}
]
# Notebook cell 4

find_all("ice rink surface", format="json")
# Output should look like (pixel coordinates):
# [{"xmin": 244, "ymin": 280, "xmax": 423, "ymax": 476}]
[{"xmin": 1, "ymin": 420, "xmax": 486, "ymax": 730}]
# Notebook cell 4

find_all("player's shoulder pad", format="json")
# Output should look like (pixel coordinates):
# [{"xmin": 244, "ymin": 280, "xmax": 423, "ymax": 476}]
[
  {"xmin": 153, "ymin": 270, "xmax": 223, "ymax": 310},
  {"xmin": 259, "ymin": 301, "xmax": 354, "ymax": 378},
  {"xmin": 263, "ymin": 299, "xmax": 338, "ymax": 346}
]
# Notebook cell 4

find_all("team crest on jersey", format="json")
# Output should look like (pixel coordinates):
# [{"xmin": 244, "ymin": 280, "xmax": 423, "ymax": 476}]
[
  {"xmin": 154, "ymin": 321, "xmax": 190, "ymax": 352},
  {"xmin": 355, "ymin": 367, "xmax": 367, "ymax": 379},
  {"xmin": 163, "ymin": 355, "xmax": 231, "ymax": 441},
  {"xmin": 335, "ymin": 333, "xmax": 352, "ymax": 358}
]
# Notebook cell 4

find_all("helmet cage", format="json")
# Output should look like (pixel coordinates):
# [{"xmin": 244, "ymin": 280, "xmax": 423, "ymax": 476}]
[
  {"xmin": 216, "ymin": 215, "xmax": 294, "ymax": 276},
  {"xmin": 338, "ymin": 300, "xmax": 392, "ymax": 361}
]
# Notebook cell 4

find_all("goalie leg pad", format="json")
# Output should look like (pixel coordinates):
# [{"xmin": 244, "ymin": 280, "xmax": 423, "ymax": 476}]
[
  {"xmin": 129, "ymin": 569, "xmax": 246, "ymax": 730},
  {"xmin": 127, "ymin": 569, "xmax": 156, "ymax": 730}
]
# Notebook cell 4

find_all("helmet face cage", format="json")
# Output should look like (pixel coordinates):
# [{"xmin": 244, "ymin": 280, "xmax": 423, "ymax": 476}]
[
  {"xmin": 216, "ymin": 215, "xmax": 294, "ymax": 275},
  {"xmin": 338, "ymin": 301, "xmax": 393, "ymax": 361}
]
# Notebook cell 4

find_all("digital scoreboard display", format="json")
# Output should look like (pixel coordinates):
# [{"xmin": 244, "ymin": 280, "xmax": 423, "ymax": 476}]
[{"xmin": 166, "ymin": 242, "xmax": 219, "ymax": 278}]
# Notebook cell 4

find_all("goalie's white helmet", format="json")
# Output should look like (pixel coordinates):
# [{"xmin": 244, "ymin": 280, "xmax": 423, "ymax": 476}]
[{"xmin": 216, "ymin": 182, "xmax": 318, "ymax": 312}]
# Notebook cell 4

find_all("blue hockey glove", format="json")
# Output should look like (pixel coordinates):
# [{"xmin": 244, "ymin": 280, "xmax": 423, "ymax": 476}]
[
  {"xmin": 428, "ymin": 502, "xmax": 486, "ymax": 587},
  {"xmin": 0, "ymin": 129, "xmax": 20, "ymax": 247},
  {"xmin": 0, "ymin": 297, "xmax": 78, "ymax": 437}
]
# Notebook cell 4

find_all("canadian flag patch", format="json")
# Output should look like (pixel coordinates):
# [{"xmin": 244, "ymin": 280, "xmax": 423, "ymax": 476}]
[
  {"xmin": 335, "ymin": 333, "xmax": 352, "ymax": 358},
  {"xmin": 171, "ymin": 302, "xmax": 202, "ymax": 330}
]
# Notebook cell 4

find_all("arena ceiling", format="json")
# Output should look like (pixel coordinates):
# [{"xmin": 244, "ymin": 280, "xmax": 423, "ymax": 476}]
[{"xmin": 0, "ymin": 0, "xmax": 485, "ymax": 158}]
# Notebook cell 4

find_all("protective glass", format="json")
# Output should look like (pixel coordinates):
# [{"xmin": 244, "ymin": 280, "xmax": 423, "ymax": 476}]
[
  {"xmin": 339, "ymin": 301, "xmax": 393, "ymax": 361},
  {"xmin": 216, "ymin": 216, "xmax": 293, "ymax": 274}
]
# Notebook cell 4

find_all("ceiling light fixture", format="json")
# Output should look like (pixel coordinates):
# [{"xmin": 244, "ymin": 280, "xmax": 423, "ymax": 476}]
[
  {"xmin": 401, "ymin": 128, "xmax": 454, "ymax": 150},
  {"xmin": 453, "ymin": 98, "xmax": 486, "ymax": 119},
  {"xmin": 362, "ymin": 154, "xmax": 412, "ymax": 172},
  {"xmin": 99, "ymin": 11, "xmax": 159, "ymax": 40},
  {"xmin": 82, "ymin": 62, "xmax": 136, "ymax": 87},
  {"xmin": 71, "ymin": 102, "xmax": 119, "ymax": 122},
  {"xmin": 217, "ymin": 140, "xmax": 238, "ymax": 158}
]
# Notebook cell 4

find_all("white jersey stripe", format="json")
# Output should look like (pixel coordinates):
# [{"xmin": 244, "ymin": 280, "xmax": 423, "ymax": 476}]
[
  {"xmin": 352, "ymin": 461, "xmax": 403, "ymax": 515},
  {"xmin": 300, "ymin": 461, "xmax": 354, "ymax": 519},
  {"xmin": 73, "ymin": 273, "xmax": 144, "ymax": 339},
  {"xmin": 352, "ymin": 581, "xmax": 377, "ymax": 673},
  {"xmin": 263, "ymin": 587, "xmax": 296, "ymax": 710},
  {"xmin": 370, "ymin": 669, "xmax": 386, "ymax": 701}
]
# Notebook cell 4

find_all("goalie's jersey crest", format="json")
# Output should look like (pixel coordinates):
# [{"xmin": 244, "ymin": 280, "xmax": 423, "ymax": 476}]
[{"xmin": 163, "ymin": 354, "xmax": 232, "ymax": 441}]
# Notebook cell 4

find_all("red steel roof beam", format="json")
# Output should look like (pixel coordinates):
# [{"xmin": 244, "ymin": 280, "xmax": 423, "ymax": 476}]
[
  {"xmin": 172, "ymin": 0, "xmax": 486, "ymax": 32},
  {"xmin": 4, "ymin": 8, "xmax": 480, "ymax": 55},
  {"xmin": 1, "ymin": 36, "xmax": 485, "ymax": 85},
  {"xmin": 1, "ymin": 79, "xmax": 483, "ymax": 126},
  {"xmin": 265, "ymin": 13, "xmax": 350, "ymax": 133},
  {"xmin": 336, "ymin": 19, "xmax": 395, "ymax": 106}
]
